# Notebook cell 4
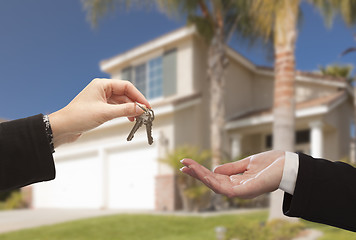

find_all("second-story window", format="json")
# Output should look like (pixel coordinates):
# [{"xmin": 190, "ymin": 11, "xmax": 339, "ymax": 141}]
[
  {"xmin": 135, "ymin": 63, "xmax": 146, "ymax": 96},
  {"xmin": 131, "ymin": 56, "xmax": 163, "ymax": 100},
  {"xmin": 148, "ymin": 57, "xmax": 162, "ymax": 99},
  {"xmin": 121, "ymin": 48, "xmax": 177, "ymax": 99}
]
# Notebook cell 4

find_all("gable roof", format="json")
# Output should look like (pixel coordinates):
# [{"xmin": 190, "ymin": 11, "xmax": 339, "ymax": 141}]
[
  {"xmin": 255, "ymin": 65, "xmax": 348, "ymax": 85},
  {"xmin": 100, "ymin": 26, "xmax": 196, "ymax": 72},
  {"xmin": 101, "ymin": 25, "xmax": 350, "ymax": 92}
]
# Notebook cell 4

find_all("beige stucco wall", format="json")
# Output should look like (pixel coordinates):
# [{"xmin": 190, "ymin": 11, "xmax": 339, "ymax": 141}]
[
  {"xmin": 176, "ymin": 38, "xmax": 194, "ymax": 96},
  {"xmin": 173, "ymin": 103, "xmax": 202, "ymax": 148},
  {"xmin": 251, "ymin": 74, "xmax": 274, "ymax": 110},
  {"xmin": 296, "ymin": 81, "xmax": 339, "ymax": 103},
  {"xmin": 337, "ymin": 102, "xmax": 353, "ymax": 159},
  {"xmin": 323, "ymin": 100, "xmax": 353, "ymax": 160},
  {"xmin": 191, "ymin": 37, "xmax": 210, "ymax": 150},
  {"xmin": 192, "ymin": 37, "xmax": 207, "ymax": 93},
  {"xmin": 224, "ymin": 59, "xmax": 254, "ymax": 120}
]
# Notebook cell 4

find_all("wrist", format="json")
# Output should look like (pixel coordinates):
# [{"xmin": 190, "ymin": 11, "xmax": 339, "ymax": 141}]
[
  {"xmin": 278, "ymin": 151, "xmax": 299, "ymax": 195},
  {"xmin": 48, "ymin": 110, "xmax": 81, "ymax": 148}
]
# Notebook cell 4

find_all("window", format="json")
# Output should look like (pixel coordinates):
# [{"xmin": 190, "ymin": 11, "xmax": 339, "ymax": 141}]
[
  {"xmin": 296, "ymin": 130, "xmax": 310, "ymax": 144},
  {"xmin": 135, "ymin": 63, "xmax": 146, "ymax": 95},
  {"xmin": 265, "ymin": 129, "xmax": 310, "ymax": 149},
  {"xmin": 129, "ymin": 56, "xmax": 163, "ymax": 100},
  {"xmin": 148, "ymin": 57, "xmax": 163, "ymax": 99}
]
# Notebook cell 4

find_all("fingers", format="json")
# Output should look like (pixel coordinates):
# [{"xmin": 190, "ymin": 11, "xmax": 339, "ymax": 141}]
[
  {"xmin": 180, "ymin": 158, "xmax": 261, "ymax": 199},
  {"xmin": 95, "ymin": 79, "xmax": 151, "ymax": 120},
  {"xmin": 106, "ymin": 95, "xmax": 136, "ymax": 122},
  {"xmin": 107, "ymin": 79, "xmax": 151, "ymax": 109},
  {"xmin": 180, "ymin": 158, "xmax": 212, "ymax": 178},
  {"xmin": 180, "ymin": 158, "xmax": 216, "ymax": 187},
  {"xmin": 180, "ymin": 159, "xmax": 237, "ymax": 197},
  {"xmin": 107, "ymin": 95, "xmax": 134, "ymax": 105},
  {"xmin": 213, "ymin": 157, "xmax": 250, "ymax": 176},
  {"xmin": 105, "ymin": 102, "xmax": 144, "ymax": 120}
]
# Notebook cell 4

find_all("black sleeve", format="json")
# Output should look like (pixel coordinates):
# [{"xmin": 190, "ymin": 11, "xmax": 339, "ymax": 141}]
[
  {"xmin": 0, "ymin": 114, "xmax": 56, "ymax": 191},
  {"xmin": 283, "ymin": 152, "xmax": 356, "ymax": 232}
]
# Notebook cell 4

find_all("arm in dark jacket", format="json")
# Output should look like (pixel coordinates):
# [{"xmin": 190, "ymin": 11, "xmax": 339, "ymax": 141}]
[
  {"xmin": 283, "ymin": 152, "xmax": 356, "ymax": 232},
  {"xmin": 0, "ymin": 114, "xmax": 55, "ymax": 191}
]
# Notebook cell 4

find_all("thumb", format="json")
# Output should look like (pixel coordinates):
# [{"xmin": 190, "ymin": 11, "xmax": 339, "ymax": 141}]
[
  {"xmin": 213, "ymin": 157, "xmax": 250, "ymax": 175},
  {"xmin": 105, "ymin": 102, "xmax": 144, "ymax": 120}
]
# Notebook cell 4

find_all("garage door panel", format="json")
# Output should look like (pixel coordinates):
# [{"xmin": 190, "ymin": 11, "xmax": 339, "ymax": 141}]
[
  {"xmin": 34, "ymin": 153, "xmax": 102, "ymax": 208},
  {"xmin": 108, "ymin": 146, "xmax": 158, "ymax": 209}
]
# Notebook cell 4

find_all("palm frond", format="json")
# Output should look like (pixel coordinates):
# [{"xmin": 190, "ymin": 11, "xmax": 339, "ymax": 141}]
[
  {"xmin": 309, "ymin": 0, "xmax": 335, "ymax": 27},
  {"xmin": 81, "ymin": 0, "xmax": 154, "ymax": 27},
  {"xmin": 310, "ymin": 0, "xmax": 356, "ymax": 27},
  {"xmin": 187, "ymin": 15, "xmax": 215, "ymax": 41},
  {"xmin": 341, "ymin": 47, "xmax": 356, "ymax": 57},
  {"xmin": 318, "ymin": 64, "xmax": 354, "ymax": 82},
  {"xmin": 156, "ymin": 0, "xmax": 202, "ymax": 20},
  {"xmin": 331, "ymin": 0, "xmax": 356, "ymax": 25}
]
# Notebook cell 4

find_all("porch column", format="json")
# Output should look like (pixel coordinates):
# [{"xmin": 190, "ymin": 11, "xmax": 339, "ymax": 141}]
[
  {"xmin": 231, "ymin": 133, "xmax": 242, "ymax": 160},
  {"xmin": 309, "ymin": 121, "xmax": 324, "ymax": 158}
]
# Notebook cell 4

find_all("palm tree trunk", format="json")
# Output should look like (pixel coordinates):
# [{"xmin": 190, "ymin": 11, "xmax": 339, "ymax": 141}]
[
  {"xmin": 208, "ymin": 28, "xmax": 228, "ymax": 210},
  {"xmin": 352, "ymin": 83, "xmax": 356, "ymax": 164},
  {"xmin": 269, "ymin": 0, "xmax": 298, "ymax": 220},
  {"xmin": 208, "ymin": 28, "xmax": 227, "ymax": 169}
]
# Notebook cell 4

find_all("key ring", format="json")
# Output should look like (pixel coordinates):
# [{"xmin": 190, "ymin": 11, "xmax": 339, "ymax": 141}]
[
  {"xmin": 136, "ymin": 102, "xmax": 148, "ymax": 112},
  {"xmin": 136, "ymin": 102, "xmax": 154, "ymax": 120}
]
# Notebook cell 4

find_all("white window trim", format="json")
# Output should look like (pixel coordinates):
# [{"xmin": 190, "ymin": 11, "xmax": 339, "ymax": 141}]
[
  {"xmin": 131, "ymin": 50, "xmax": 163, "ymax": 66},
  {"xmin": 131, "ymin": 55, "xmax": 163, "ymax": 100}
]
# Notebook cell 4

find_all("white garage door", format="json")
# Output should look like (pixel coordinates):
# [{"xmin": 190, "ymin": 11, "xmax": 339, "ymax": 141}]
[
  {"xmin": 33, "ymin": 152, "xmax": 103, "ymax": 209},
  {"xmin": 107, "ymin": 145, "xmax": 158, "ymax": 209}
]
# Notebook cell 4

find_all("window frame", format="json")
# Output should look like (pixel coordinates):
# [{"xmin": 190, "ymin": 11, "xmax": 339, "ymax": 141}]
[{"xmin": 125, "ymin": 55, "xmax": 163, "ymax": 101}]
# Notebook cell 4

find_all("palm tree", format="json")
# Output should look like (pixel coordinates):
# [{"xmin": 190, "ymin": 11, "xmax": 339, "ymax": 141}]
[
  {"xmin": 250, "ymin": 0, "xmax": 356, "ymax": 219},
  {"xmin": 249, "ymin": 0, "xmax": 299, "ymax": 220},
  {"xmin": 250, "ymin": 0, "xmax": 298, "ymax": 166}
]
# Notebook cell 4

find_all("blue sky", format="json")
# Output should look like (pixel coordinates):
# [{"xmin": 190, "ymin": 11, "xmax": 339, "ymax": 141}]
[{"xmin": 0, "ymin": 1, "xmax": 355, "ymax": 120}]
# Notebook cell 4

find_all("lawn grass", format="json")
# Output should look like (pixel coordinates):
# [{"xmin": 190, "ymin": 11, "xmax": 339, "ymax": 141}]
[
  {"xmin": 0, "ymin": 211, "xmax": 267, "ymax": 240},
  {"xmin": 302, "ymin": 221, "xmax": 356, "ymax": 240},
  {"xmin": 0, "ymin": 210, "xmax": 354, "ymax": 240}
]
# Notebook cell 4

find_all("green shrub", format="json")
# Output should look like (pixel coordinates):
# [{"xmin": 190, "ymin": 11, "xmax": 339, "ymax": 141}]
[
  {"xmin": 225, "ymin": 219, "xmax": 305, "ymax": 240},
  {"xmin": 159, "ymin": 145, "xmax": 211, "ymax": 211},
  {"xmin": 0, "ymin": 191, "xmax": 27, "ymax": 210},
  {"xmin": 225, "ymin": 220, "xmax": 265, "ymax": 240},
  {"xmin": 264, "ymin": 219, "xmax": 305, "ymax": 240}
]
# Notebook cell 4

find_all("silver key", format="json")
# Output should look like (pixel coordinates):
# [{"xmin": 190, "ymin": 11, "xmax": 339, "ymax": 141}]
[
  {"xmin": 144, "ymin": 109, "xmax": 154, "ymax": 145},
  {"xmin": 127, "ymin": 116, "xmax": 144, "ymax": 141},
  {"xmin": 127, "ymin": 103, "xmax": 155, "ymax": 144}
]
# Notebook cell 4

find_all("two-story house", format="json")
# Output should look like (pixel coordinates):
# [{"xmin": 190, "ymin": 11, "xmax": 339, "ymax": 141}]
[{"xmin": 31, "ymin": 26, "xmax": 354, "ymax": 211}]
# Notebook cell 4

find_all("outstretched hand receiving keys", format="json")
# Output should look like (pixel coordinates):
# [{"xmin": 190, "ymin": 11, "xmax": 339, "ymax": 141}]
[{"xmin": 180, "ymin": 150, "xmax": 285, "ymax": 199}]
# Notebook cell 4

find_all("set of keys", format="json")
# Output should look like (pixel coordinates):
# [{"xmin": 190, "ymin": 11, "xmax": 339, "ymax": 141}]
[{"xmin": 127, "ymin": 102, "xmax": 155, "ymax": 145}]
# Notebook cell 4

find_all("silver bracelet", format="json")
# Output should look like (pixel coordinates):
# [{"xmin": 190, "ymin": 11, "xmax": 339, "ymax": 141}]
[{"xmin": 43, "ymin": 114, "xmax": 55, "ymax": 153}]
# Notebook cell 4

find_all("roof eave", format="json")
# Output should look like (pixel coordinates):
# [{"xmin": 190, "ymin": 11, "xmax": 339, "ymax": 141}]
[
  {"xmin": 225, "ymin": 93, "xmax": 348, "ymax": 130},
  {"xmin": 100, "ymin": 26, "xmax": 196, "ymax": 73}
]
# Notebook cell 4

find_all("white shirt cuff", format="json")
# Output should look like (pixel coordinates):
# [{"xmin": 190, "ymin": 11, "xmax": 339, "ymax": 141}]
[{"xmin": 278, "ymin": 151, "xmax": 299, "ymax": 195}]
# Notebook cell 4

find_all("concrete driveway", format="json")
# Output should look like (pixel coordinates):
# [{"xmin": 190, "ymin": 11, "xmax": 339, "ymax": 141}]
[{"xmin": 0, "ymin": 209, "xmax": 126, "ymax": 234}]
